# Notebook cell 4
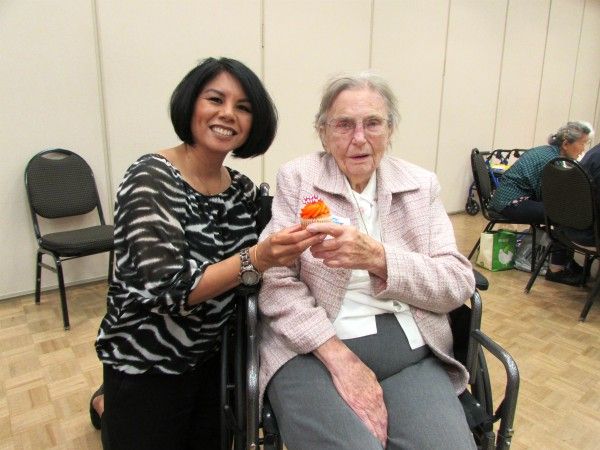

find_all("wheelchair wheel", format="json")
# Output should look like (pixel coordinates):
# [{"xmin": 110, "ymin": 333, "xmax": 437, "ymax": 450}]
[{"xmin": 465, "ymin": 198, "xmax": 480, "ymax": 216}]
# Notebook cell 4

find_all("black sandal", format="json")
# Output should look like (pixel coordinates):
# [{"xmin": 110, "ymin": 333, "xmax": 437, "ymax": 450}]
[{"xmin": 89, "ymin": 384, "xmax": 104, "ymax": 430}]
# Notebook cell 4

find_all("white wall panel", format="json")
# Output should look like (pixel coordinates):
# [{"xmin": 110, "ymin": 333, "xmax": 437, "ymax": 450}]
[
  {"xmin": 570, "ymin": 0, "xmax": 600, "ymax": 129},
  {"xmin": 494, "ymin": 0, "xmax": 550, "ymax": 149},
  {"xmin": 3, "ymin": 1, "xmax": 600, "ymax": 300},
  {"xmin": 596, "ymin": 85, "xmax": 600, "ymax": 146},
  {"xmin": 0, "ymin": 0, "xmax": 110, "ymax": 299},
  {"xmin": 96, "ymin": 0, "xmax": 263, "ymax": 190},
  {"xmin": 436, "ymin": 0, "xmax": 507, "ymax": 212},
  {"xmin": 534, "ymin": 0, "xmax": 585, "ymax": 144},
  {"xmin": 371, "ymin": 0, "xmax": 449, "ymax": 171},
  {"xmin": 263, "ymin": 0, "xmax": 372, "ymax": 188}
]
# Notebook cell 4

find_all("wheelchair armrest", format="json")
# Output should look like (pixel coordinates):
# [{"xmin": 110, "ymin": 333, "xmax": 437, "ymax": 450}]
[
  {"xmin": 471, "ymin": 330, "xmax": 520, "ymax": 450},
  {"xmin": 473, "ymin": 268, "xmax": 489, "ymax": 291},
  {"xmin": 464, "ymin": 291, "xmax": 483, "ymax": 383}
]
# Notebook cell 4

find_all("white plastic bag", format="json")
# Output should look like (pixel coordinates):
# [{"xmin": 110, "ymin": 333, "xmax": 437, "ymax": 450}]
[{"xmin": 514, "ymin": 229, "xmax": 550, "ymax": 275}]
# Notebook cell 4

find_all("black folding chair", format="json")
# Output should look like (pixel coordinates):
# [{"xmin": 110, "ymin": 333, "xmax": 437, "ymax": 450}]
[
  {"xmin": 524, "ymin": 157, "xmax": 600, "ymax": 321},
  {"xmin": 24, "ymin": 149, "xmax": 114, "ymax": 329},
  {"xmin": 468, "ymin": 148, "xmax": 542, "ymax": 273}
]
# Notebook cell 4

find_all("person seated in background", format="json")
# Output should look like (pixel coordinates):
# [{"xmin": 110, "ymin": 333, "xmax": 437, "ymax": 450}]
[
  {"xmin": 581, "ymin": 141, "xmax": 600, "ymax": 200},
  {"xmin": 90, "ymin": 57, "xmax": 324, "ymax": 450},
  {"xmin": 564, "ymin": 140, "xmax": 600, "ymax": 246},
  {"xmin": 257, "ymin": 72, "xmax": 477, "ymax": 450},
  {"xmin": 488, "ymin": 121, "xmax": 594, "ymax": 286}
]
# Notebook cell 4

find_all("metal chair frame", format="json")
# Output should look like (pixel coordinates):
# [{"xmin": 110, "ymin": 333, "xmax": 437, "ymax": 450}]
[
  {"xmin": 468, "ymin": 148, "xmax": 542, "ymax": 273},
  {"xmin": 24, "ymin": 149, "xmax": 114, "ymax": 329},
  {"xmin": 524, "ymin": 157, "xmax": 600, "ymax": 321}
]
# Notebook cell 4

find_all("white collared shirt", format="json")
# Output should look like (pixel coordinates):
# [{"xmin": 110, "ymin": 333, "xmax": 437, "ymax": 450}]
[{"xmin": 332, "ymin": 174, "xmax": 426, "ymax": 349}]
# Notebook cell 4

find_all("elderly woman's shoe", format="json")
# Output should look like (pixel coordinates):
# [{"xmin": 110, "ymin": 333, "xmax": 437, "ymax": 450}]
[
  {"xmin": 566, "ymin": 259, "xmax": 584, "ymax": 276},
  {"xmin": 545, "ymin": 268, "xmax": 582, "ymax": 286},
  {"xmin": 89, "ymin": 385, "xmax": 103, "ymax": 430}
]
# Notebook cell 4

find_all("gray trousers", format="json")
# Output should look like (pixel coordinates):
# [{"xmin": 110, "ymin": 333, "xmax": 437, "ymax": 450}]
[{"xmin": 267, "ymin": 314, "xmax": 476, "ymax": 450}]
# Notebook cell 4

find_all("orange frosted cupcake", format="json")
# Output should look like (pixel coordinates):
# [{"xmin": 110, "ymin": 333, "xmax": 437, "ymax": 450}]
[{"xmin": 300, "ymin": 194, "xmax": 332, "ymax": 228}]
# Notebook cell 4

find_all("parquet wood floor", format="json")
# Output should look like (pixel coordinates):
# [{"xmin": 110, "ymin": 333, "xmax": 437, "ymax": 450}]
[{"xmin": 0, "ymin": 212, "xmax": 599, "ymax": 449}]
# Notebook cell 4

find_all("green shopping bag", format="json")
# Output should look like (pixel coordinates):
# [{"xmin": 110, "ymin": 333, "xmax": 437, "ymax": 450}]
[{"xmin": 476, "ymin": 230, "xmax": 516, "ymax": 272}]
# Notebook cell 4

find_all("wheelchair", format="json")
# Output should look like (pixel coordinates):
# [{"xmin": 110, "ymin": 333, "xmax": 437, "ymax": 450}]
[{"xmin": 221, "ymin": 185, "xmax": 520, "ymax": 450}]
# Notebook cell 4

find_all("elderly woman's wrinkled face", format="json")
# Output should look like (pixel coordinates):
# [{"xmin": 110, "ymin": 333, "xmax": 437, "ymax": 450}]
[{"xmin": 322, "ymin": 87, "xmax": 391, "ymax": 193}]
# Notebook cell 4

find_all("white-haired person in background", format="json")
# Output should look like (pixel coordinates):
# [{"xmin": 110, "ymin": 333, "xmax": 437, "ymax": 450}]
[{"xmin": 489, "ymin": 121, "xmax": 594, "ymax": 286}]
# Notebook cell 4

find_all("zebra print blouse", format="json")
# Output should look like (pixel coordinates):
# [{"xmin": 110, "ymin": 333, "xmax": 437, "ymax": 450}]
[{"xmin": 96, "ymin": 154, "xmax": 259, "ymax": 374}]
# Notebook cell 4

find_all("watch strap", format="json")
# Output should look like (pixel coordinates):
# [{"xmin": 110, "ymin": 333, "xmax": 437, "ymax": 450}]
[{"xmin": 239, "ymin": 247, "xmax": 261, "ymax": 285}]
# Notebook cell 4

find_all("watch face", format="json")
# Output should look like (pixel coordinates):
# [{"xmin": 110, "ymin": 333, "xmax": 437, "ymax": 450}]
[{"xmin": 241, "ymin": 270, "xmax": 260, "ymax": 285}]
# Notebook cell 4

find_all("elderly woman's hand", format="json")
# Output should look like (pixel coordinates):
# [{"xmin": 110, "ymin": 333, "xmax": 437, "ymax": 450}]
[
  {"xmin": 314, "ymin": 337, "xmax": 388, "ymax": 447},
  {"xmin": 306, "ymin": 222, "xmax": 387, "ymax": 279},
  {"xmin": 254, "ymin": 224, "xmax": 326, "ymax": 272}
]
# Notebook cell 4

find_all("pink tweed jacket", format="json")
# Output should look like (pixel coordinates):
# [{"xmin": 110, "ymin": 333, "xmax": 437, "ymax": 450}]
[{"xmin": 258, "ymin": 151, "xmax": 475, "ymax": 404}]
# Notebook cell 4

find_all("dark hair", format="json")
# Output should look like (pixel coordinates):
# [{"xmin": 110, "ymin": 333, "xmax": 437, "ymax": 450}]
[{"xmin": 170, "ymin": 57, "xmax": 278, "ymax": 158}]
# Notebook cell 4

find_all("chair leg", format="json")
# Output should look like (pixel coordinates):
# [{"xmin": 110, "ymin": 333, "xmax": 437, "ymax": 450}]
[
  {"xmin": 35, "ymin": 251, "xmax": 42, "ymax": 304},
  {"xmin": 525, "ymin": 244, "xmax": 551, "ymax": 293},
  {"xmin": 582, "ymin": 256, "xmax": 593, "ymax": 285},
  {"xmin": 468, "ymin": 237, "xmax": 481, "ymax": 261},
  {"xmin": 54, "ymin": 257, "xmax": 70, "ymax": 330},
  {"xmin": 530, "ymin": 227, "xmax": 537, "ymax": 273},
  {"xmin": 579, "ymin": 278, "xmax": 600, "ymax": 321}
]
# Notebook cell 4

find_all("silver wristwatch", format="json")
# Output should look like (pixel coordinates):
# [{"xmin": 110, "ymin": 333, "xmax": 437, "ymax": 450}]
[{"xmin": 239, "ymin": 247, "xmax": 262, "ymax": 286}]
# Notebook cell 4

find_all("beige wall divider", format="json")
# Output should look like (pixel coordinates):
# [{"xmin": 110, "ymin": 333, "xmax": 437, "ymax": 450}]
[
  {"xmin": 436, "ymin": 0, "xmax": 507, "ymax": 210},
  {"xmin": 371, "ymin": 0, "xmax": 450, "ymax": 172},
  {"xmin": 534, "ymin": 0, "xmax": 586, "ymax": 144},
  {"xmin": 493, "ymin": 0, "xmax": 550, "ymax": 150},
  {"xmin": 1, "ymin": 1, "xmax": 111, "ymax": 300},
  {"xmin": 1, "ymin": 0, "xmax": 599, "ymax": 301},
  {"xmin": 262, "ymin": 0, "xmax": 372, "ymax": 189}
]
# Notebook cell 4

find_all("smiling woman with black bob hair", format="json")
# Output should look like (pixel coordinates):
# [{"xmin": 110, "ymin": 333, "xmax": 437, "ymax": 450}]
[
  {"xmin": 170, "ymin": 57, "xmax": 278, "ymax": 158},
  {"xmin": 90, "ymin": 57, "xmax": 323, "ymax": 450}
]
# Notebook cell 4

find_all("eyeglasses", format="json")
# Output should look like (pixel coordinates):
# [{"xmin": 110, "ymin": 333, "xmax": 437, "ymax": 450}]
[{"xmin": 326, "ymin": 116, "xmax": 390, "ymax": 136}]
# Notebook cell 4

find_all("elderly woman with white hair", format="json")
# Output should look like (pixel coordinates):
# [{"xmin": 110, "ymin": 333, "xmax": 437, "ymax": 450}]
[
  {"xmin": 489, "ymin": 121, "xmax": 594, "ymax": 286},
  {"xmin": 257, "ymin": 72, "xmax": 477, "ymax": 450}
]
